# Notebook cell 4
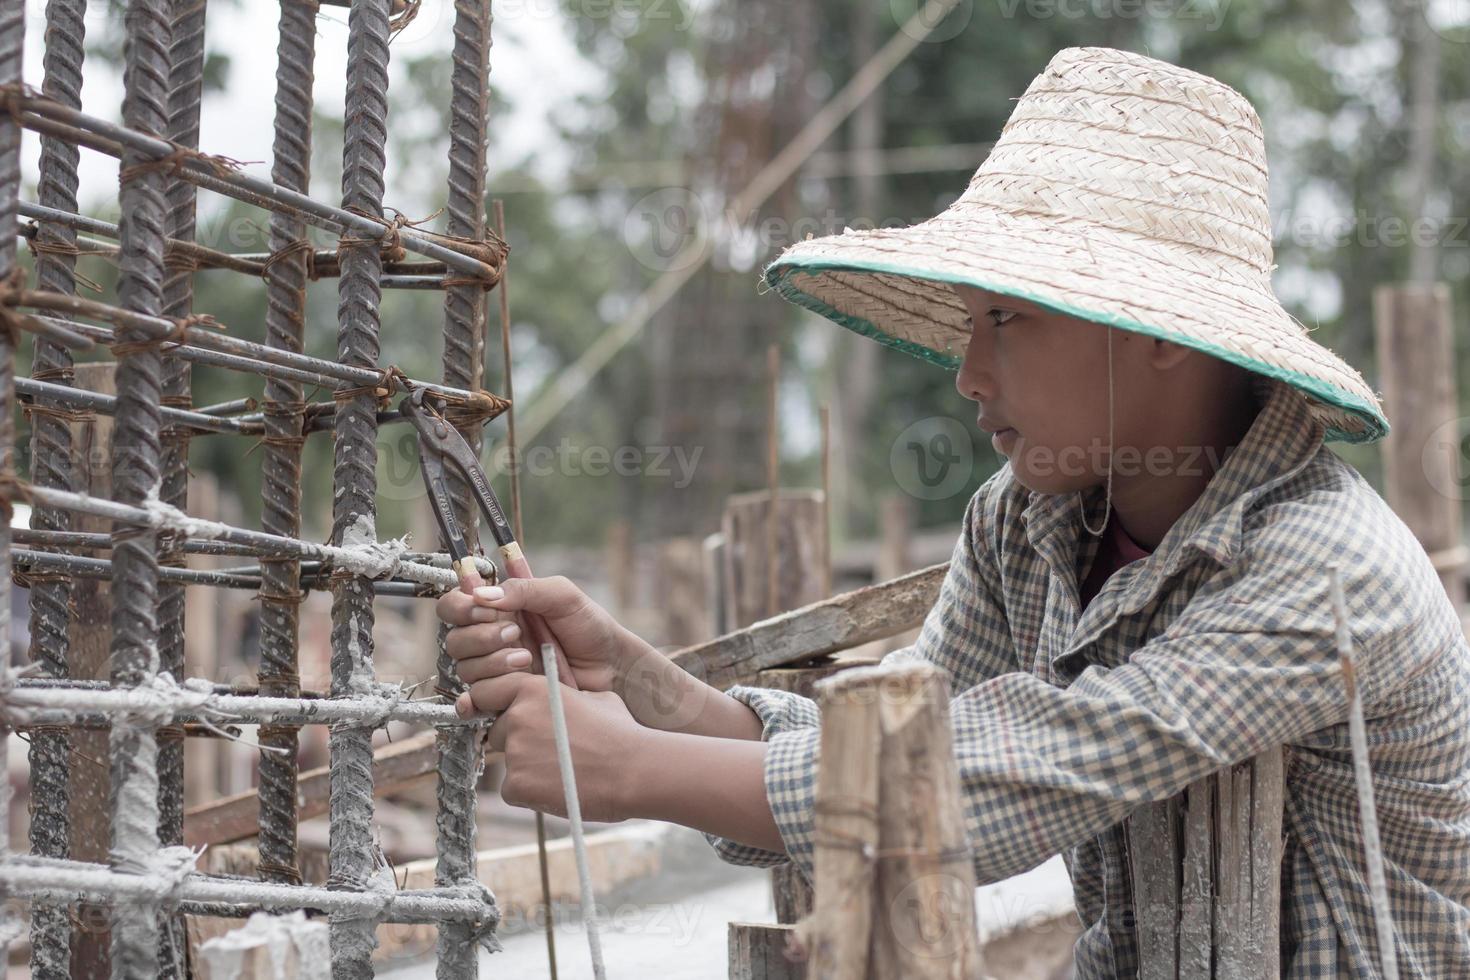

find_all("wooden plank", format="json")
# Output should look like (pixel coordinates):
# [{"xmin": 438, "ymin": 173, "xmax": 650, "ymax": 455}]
[
  {"xmin": 868, "ymin": 663, "xmax": 984, "ymax": 977},
  {"xmin": 1215, "ymin": 761, "xmax": 1250, "ymax": 980},
  {"xmin": 1127, "ymin": 797, "xmax": 1181, "ymax": 980},
  {"xmin": 729, "ymin": 922, "xmax": 805, "ymax": 980},
  {"xmin": 1178, "ymin": 776, "xmax": 1215, "ymax": 977},
  {"xmin": 182, "ymin": 731, "xmax": 462, "ymax": 847},
  {"xmin": 670, "ymin": 561, "xmax": 947, "ymax": 691}
]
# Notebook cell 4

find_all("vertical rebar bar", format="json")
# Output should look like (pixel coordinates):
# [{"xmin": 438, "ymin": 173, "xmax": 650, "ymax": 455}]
[
  {"xmin": 110, "ymin": 0, "xmax": 173, "ymax": 973},
  {"xmin": 0, "ymin": 0, "xmax": 23, "ymax": 962},
  {"xmin": 328, "ymin": 0, "xmax": 391, "ymax": 971},
  {"xmin": 258, "ymin": 0, "xmax": 318, "ymax": 892},
  {"xmin": 434, "ymin": 0, "xmax": 493, "ymax": 972},
  {"xmin": 156, "ymin": 2, "xmax": 204, "ymax": 974},
  {"xmin": 27, "ymin": 0, "xmax": 88, "ymax": 972}
]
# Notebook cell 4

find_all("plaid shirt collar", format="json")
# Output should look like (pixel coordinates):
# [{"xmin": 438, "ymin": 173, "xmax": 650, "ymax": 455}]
[{"xmin": 1020, "ymin": 379, "xmax": 1328, "ymax": 668}]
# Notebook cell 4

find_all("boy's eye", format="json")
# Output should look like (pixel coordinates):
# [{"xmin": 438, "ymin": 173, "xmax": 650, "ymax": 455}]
[{"xmin": 988, "ymin": 308, "xmax": 1017, "ymax": 326}]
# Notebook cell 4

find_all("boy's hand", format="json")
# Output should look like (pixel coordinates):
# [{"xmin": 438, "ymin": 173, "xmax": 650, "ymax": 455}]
[
  {"xmin": 437, "ymin": 575, "xmax": 643, "ymax": 694},
  {"xmin": 470, "ymin": 671, "xmax": 645, "ymax": 823}
]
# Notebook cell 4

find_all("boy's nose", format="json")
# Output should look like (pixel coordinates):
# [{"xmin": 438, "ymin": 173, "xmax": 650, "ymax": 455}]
[{"xmin": 954, "ymin": 331, "xmax": 993, "ymax": 403}]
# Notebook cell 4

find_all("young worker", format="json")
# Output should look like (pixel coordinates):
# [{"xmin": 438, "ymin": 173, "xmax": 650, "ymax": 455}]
[{"xmin": 436, "ymin": 47, "xmax": 1470, "ymax": 975}]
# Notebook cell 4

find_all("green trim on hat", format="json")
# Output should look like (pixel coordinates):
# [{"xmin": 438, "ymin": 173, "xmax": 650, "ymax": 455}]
[{"xmin": 764, "ymin": 258, "xmax": 1390, "ymax": 446}]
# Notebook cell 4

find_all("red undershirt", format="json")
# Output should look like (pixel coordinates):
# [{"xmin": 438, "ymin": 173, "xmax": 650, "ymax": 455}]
[{"xmin": 1078, "ymin": 508, "xmax": 1154, "ymax": 611}]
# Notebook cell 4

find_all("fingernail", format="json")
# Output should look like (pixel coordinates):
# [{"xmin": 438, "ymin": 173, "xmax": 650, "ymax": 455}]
[
  {"xmin": 474, "ymin": 585, "xmax": 504, "ymax": 602},
  {"xmin": 507, "ymin": 649, "xmax": 531, "ymax": 668},
  {"xmin": 501, "ymin": 623, "xmax": 521, "ymax": 642},
  {"xmin": 456, "ymin": 694, "xmax": 472, "ymax": 718}
]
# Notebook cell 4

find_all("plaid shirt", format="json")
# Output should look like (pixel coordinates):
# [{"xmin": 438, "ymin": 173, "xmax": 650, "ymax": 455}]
[{"xmin": 706, "ymin": 379, "xmax": 1470, "ymax": 978}]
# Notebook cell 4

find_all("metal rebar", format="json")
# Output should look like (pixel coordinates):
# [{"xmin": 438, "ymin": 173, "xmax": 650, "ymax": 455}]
[
  {"xmin": 9, "ymin": 94, "xmax": 506, "ymax": 281},
  {"xmin": 329, "ymin": 0, "xmax": 393, "ymax": 969},
  {"xmin": 256, "ymin": 0, "xmax": 318, "ymax": 892},
  {"xmin": 435, "ymin": 0, "xmax": 494, "ymax": 971},
  {"xmin": 108, "ymin": 0, "xmax": 176, "ymax": 971},
  {"xmin": 17, "ymin": 206, "xmax": 480, "ymax": 289},
  {"xmin": 2, "ymin": 856, "xmax": 499, "ymax": 925},
  {"xmin": 13, "ymin": 546, "xmax": 464, "ymax": 598},
  {"xmin": 2, "ymin": 675, "xmax": 468, "ymax": 729},
  {"xmin": 19, "ymin": 482, "xmax": 468, "ymax": 591},
  {"xmin": 156, "ymin": 14, "xmax": 207, "ymax": 954},
  {"xmin": 18, "ymin": 376, "xmax": 260, "ymax": 434},
  {"xmin": 16, "ymin": 289, "xmax": 511, "ymax": 413},
  {"xmin": 0, "ymin": 0, "xmax": 23, "ymax": 967},
  {"xmin": 27, "ymin": 0, "xmax": 88, "ymax": 970}
]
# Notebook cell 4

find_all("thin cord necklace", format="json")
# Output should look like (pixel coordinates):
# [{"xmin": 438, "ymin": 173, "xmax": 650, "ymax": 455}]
[{"xmin": 1080, "ymin": 326, "xmax": 1115, "ymax": 537}]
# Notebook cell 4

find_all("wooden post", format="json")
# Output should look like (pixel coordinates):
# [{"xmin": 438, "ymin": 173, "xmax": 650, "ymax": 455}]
[
  {"xmin": 703, "ymin": 532, "xmax": 729, "ymax": 638},
  {"xmin": 803, "ymin": 662, "xmax": 984, "ymax": 978},
  {"xmin": 729, "ymin": 923, "xmax": 805, "ymax": 980},
  {"xmin": 1373, "ymin": 283, "xmax": 1466, "ymax": 607},
  {"xmin": 1126, "ymin": 748, "xmax": 1284, "ymax": 979},
  {"xmin": 67, "ymin": 362, "xmax": 115, "ymax": 976},
  {"xmin": 605, "ymin": 519, "xmax": 635, "ymax": 615},
  {"xmin": 657, "ymin": 535, "xmax": 708, "ymax": 647},
  {"xmin": 721, "ymin": 489, "xmax": 826, "ymax": 630}
]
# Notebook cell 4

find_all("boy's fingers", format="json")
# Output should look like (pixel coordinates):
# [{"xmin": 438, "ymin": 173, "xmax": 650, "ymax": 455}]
[
  {"xmin": 462, "ymin": 672, "xmax": 536, "ymax": 718},
  {"xmin": 454, "ymin": 647, "xmax": 533, "ymax": 684},
  {"xmin": 436, "ymin": 589, "xmax": 477, "ymax": 627},
  {"xmin": 445, "ymin": 621, "xmax": 523, "ymax": 662},
  {"xmin": 473, "ymin": 576, "xmax": 592, "ymax": 622}
]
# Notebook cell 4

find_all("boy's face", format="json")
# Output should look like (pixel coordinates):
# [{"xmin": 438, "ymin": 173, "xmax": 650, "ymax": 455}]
[{"xmin": 952, "ymin": 283, "xmax": 1151, "ymax": 495}]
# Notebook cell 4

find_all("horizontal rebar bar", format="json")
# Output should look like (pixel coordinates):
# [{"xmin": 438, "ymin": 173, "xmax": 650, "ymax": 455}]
[
  {"xmin": 16, "ymin": 289, "xmax": 510, "ymax": 413},
  {"xmin": 1, "ymin": 673, "xmax": 468, "ymax": 728},
  {"xmin": 0, "ymin": 856, "xmax": 499, "ymax": 926},
  {"xmin": 12, "ymin": 545, "xmax": 464, "ymax": 598},
  {"xmin": 18, "ymin": 483, "xmax": 465, "ymax": 590},
  {"xmin": 19, "ymin": 211, "xmax": 475, "ymax": 291},
  {"xmin": 193, "ymin": 397, "xmax": 256, "ymax": 416},
  {"xmin": 17, "ymin": 377, "xmax": 257, "ymax": 434},
  {"xmin": 8, "ymin": 95, "xmax": 505, "ymax": 281}
]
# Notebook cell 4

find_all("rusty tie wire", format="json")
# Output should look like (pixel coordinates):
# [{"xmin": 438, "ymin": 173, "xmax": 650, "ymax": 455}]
[
  {"xmin": 257, "ymin": 0, "xmax": 318, "ymax": 894},
  {"xmin": 328, "ymin": 0, "xmax": 393, "ymax": 971},
  {"xmin": 26, "ymin": 0, "xmax": 87, "ymax": 972}
]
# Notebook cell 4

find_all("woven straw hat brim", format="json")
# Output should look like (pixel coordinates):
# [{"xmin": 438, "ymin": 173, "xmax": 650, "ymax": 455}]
[{"xmin": 762, "ymin": 203, "xmax": 1389, "ymax": 445}]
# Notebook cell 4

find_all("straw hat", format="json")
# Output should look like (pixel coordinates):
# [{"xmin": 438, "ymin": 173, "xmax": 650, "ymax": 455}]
[{"xmin": 760, "ymin": 46, "xmax": 1389, "ymax": 444}]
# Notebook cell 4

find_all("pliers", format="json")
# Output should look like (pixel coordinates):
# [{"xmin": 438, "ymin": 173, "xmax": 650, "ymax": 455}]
[{"xmin": 402, "ymin": 387, "xmax": 562, "ymax": 667}]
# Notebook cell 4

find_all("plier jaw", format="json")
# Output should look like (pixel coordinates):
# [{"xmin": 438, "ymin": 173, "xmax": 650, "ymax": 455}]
[{"xmin": 401, "ymin": 387, "xmax": 517, "ymax": 581}]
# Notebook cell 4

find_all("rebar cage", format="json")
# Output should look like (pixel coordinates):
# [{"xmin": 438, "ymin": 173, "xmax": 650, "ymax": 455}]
[{"xmin": 0, "ymin": 0, "xmax": 511, "ymax": 974}]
